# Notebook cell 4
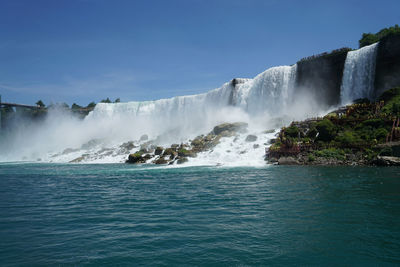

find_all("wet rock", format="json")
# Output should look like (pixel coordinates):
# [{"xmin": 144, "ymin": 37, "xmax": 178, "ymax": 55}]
[
  {"xmin": 263, "ymin": 129, "xmax": 275, "ymax": 134},
  {"xmin": 177, "ymin": 148, "xmax": 197, "ymax": 157},
  {"xmin": 155, "ymin": 146, "xmax": 164, "ymax": 155},
  {"xmin": 120, "ymin": 141, "xmax": 136, "ymax": 151},
  {"xmin": 70, "ymin": 156, "xmax": 85, "ymax": 163},
  {"xmin": 126, "ymin": 151, "xmax": 146, "ymax": 164},
  {"xmin": 278, "ymin": 157, "xmax": 300, "ymax": 165},
  {"xmin": 177, "ymin": 157, "xmax": 188, "ymax": 164},
  {"xmin": 218, "ymin": 130, "xmax": 235, "ymax": 137},
  {"xmin": 212, "ymin": 122, "xmax": 248, "ymax": 135},
  {"xmin": 154, "ymin": 157, "xmax": 168, "ymax": 164},
  {"xmin": 163, "ymin": 148, "xmax": 178, "ymax": 159},
  {"xmin": 171, "ymin": 144, "xmax": 179, "ymax": 149},
  {"xmin": 373, "ymin": 156, "xmax": 400, "ymax": 166},
  {"xmin": 245, "ymin": 135, "xmax": 257, "ymax": 142}
]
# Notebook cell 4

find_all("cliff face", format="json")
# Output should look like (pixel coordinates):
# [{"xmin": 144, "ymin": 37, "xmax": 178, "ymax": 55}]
[
  {"xmin": 374, "ymin": 34, "xmax": 400, "ymax": 98},
  {"xmin": 295, "ymin": 51, "xmax": 348, "ymax": 107}
]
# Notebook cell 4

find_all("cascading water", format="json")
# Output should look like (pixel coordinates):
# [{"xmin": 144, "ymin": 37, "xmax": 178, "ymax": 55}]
[
  {"xmin": 0, "ymin": 62, "xmax": 320, "ymax": 165},
  {"xmin": 340, "ymin": 43, "xmax": 379, "ymax": 104}
]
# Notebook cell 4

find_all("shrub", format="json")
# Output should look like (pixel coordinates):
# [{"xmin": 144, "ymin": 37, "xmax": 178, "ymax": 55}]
[
  {"xmin": 335, "ymin": 131, "xmax": 360, "ymax": 146},
  {"xmin": 315, "ymin": 148, "xmax": 345, "ymax": 160},
  {"xmin": 306, "ymin": 127, "xmax": 318, "ymax": 139},
  {"xmin": 374, "ymin": 128, "xmax": 389, "ymax": 142},
  {"xmin": 359, "ymin": 25, "xmax": 400, "ymax": 48},
  {"xmin": 316, "ymin": 119, "xmax": 336, "ymax": 141},
  {"xmin": 360, "ymin": 118, "xmax": 386, "ymax": 128},
  {"xmin": 285, "ymin": 126, "xmax": 300, "ymax": 138}
]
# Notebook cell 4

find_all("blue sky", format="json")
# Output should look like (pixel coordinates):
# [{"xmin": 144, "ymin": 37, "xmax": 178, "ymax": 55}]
[{"xmin": 0, "ymin": 0, "xmax": 399, "ymax": 106}]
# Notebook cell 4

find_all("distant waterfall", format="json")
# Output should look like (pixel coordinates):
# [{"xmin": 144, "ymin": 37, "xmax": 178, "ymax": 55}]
[{"xmin": 340, "ymin": 43, "xmax": 378, "ymax": 104}]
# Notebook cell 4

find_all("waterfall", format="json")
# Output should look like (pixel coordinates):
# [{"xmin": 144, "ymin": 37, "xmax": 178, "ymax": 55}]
[
  {"xmin": 232, "ymin": 65, "xmax": 297, "ymax": 115},
  {"xmin": 86, "ymin": 64, "xmax": 298, "ymax": 142},
  {"xmin": 340, "ymin": 43, "xmax": 378, "ymax": 104}
]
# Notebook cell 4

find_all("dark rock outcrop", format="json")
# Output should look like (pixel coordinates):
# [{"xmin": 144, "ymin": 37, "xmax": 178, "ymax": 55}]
[
  {"xmin": 374, "ymin": 34, "xmax": 400, "ymax": 98},
  {"xmin": 213, "ymin": 122, "xmax": 248, "ymax": 135},
  {"xmin": 245, "ymin": 134, "xmax": 257, "ymax": 142},
  {"xmin": 295, "ymin": 50, "xmax": 349, "ymax": 107}
]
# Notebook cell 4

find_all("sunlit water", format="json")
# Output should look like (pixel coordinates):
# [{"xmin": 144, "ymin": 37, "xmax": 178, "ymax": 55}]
[{"xmin": 0, "ymin": 163, "xmax": 399, "ymax": 266}]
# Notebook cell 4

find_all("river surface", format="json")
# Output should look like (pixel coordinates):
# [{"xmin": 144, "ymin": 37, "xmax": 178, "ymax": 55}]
[{"xmin": 0, "ymin": 163, "xmax": 399, "ymax": 266}]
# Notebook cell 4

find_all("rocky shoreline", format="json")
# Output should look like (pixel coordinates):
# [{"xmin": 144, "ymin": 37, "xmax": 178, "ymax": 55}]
[{"xmin": 125, "ymin": 122, "xmax": 250, "ymax": 165}]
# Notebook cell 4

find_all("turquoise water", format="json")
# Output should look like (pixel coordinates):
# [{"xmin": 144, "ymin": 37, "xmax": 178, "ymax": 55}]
[{"xmin": 0, "ymin": 163, "xmax": 399, "ymax": 266}]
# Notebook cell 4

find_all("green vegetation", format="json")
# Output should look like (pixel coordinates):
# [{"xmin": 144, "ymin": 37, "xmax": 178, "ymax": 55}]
[
  {"xmin": 87, "ymin": 102, "xmax": 96, "ymax": 108},
  {"xmin": 316, "ymin": 119, "xmax": 336, "ymax": 141},
  {"xmin": 36, "ymin": 100, "xmax": 45, "ymax": 108},
  {"xmin": 100, "ymin": 97, "xmax": 112, "ymax": 103},
  {"xmin": 268, "ymin": 87, "xmax": 400, "ymax": 165},
  {"xmin": 314, "ymin": 148, "xmax": 345, "ymax": 160},
  {"xmin": 359, "ymin": 24, "xmax": 400, "ymax": 48},
  {"xmin": 284, "ymin": 126, "xmax": 300, "ymax": 138},
  {"xmin": 379, "ymin": 87, "xmax": 400, "ymax": 116}
]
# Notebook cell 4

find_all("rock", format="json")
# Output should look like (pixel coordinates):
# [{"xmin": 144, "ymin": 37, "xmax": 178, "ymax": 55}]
[
  {"xmin": 120, "ymin": 141, "xmax": 136, "ymax": 151},
  {"xmin": 177, "ymin": 148, "xmax": 197, "ymax": 157},
  {"xmin": 212, "ymin": 122, "xmax": 248, "ymax": 135},
  {"xmin": 154, "ymin": 158, "xmax": 168, "ymax": 164},
  {"xmin": 171, "ymin": 144, "xmax": 179, "ymax": 149},
  {"xmin": 219, "ymin": 130, "xmax": 235, "ymax": 137},
  {"xmin": 126, "ymin": 151, "xmax": 146, "ymax": 164},
  {"xmin": 163, "ymin": 148, "xmax": 178, "ymax": 159},
  {"xmin": 253, "ymin": 144, "xmax": 260, "ymax": 149},
  {"xmin": 70, "ymin": 156, "xmax": 85, "ymax": 163},
  {"xmin": 155, "ymin": 146, "xmax": 164, "ymax": 155},
  {"xmin": 140, "ymin": 134, "xmax": 148, "ymax": 141},
  {"xmin": 267, "ymin": 157, "xmax": 278, "ymax": 163},
  {"xmin": 278, "ymin": 156, "xmax": 300, "ymax": 165},
  {"xmin": 373, "ymin": 156, "xmax": 400, "ymax": 166},
  {"xmin": 263, "ymin": 129, "xmax": 275, "ymax": 134},
  {"xmin": 245, "ymin": 135, "xmax": 257, "ymax": 142},
  {"xmin": 143, "ymin": 154, "xmax": 152, "ymax": 160},
  {"xmin": 177, "ymin": 157, "xmax": 188, "ymax": 164}
]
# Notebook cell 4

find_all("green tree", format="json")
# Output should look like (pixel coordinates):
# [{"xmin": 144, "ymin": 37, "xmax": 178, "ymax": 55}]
[
  {"xmin": 115, "ymin": 98, "xmax": 120, "ymax": 103},
  {"xmin": 359, "ymin": 24, "xmax": 400, "ymax": 48},
  {"xmin": 100, "ymin": 97, "xmax": 112, "ymax": 103},
  {"xmin": 71, "ymin": 103, "xmax": 82, "ymax": 109},
  {"xmin": 36, "ymin": 100, "xmax": 45, "ymax": 108},
  {"xmin": 87, "ymin": 102, "xmax": 96, "ymax": 108},
  {"xmin": 316, "ymin": 119, "xmax": 336, "ymax": 141}
]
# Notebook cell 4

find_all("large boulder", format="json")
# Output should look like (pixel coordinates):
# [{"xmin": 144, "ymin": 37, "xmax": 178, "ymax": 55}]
[
  {"xmin": 127, "ymin": 152, "xmax": 145, "ymax": 163},
  {"xmin": 177, "ymin": 157, "xmax": 189, "ymax": 164},
  {"xmin": 245, "ymin": 134, "xmax": 258, "ymax": 142},
  {"xmin": 212, "ymin": 122, "xmax": 248, "ymax": 136},
  {"xmin": 177, "ymin": 148, "xmax": 197, "ymax": 157},
  {"xmin": 154, "ymin": 146, "xmax": 164, "ymax": 155},
  {"xmin": 154, "ymin": 157, "xmax": 168, "ymax": 164}
]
